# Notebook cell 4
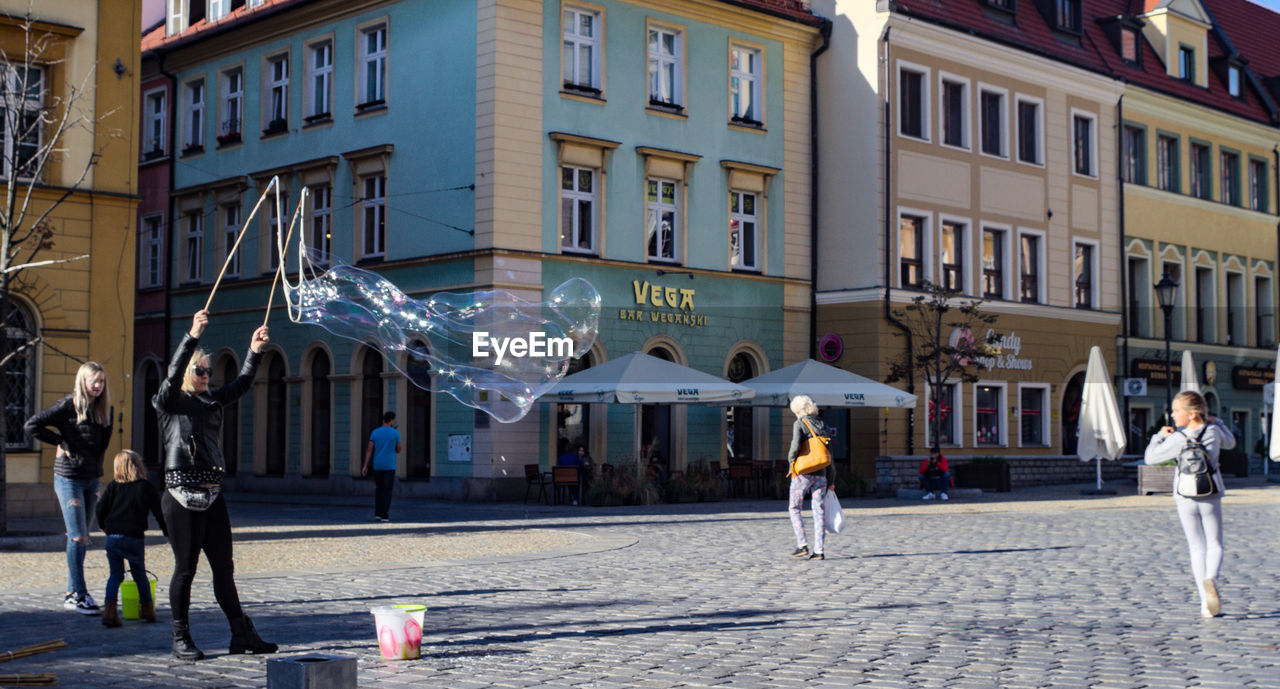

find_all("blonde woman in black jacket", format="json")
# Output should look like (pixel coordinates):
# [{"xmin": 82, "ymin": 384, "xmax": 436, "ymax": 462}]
[
  {"xmin": 24, "ymin": 361, "xmax": 113, "ymax": 615},
  {"xmin": 153, "ymin": 309, "xmax": 275, "ymax": 660}
]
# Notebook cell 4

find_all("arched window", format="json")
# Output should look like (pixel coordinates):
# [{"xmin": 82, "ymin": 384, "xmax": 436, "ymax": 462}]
[
  {"xmin": 405, "ymin": 342, "xmax": 431, "ymax": 478},
  {"xmin": 217, "ymin": 356, "xmax": 239, "ymax": 475},
  {"xmin": 3, "ymin": 302, "xmax": 37, "ymax": 451},
  {"xmin": 360, "ymin": 348, "xmax": 384, "ymax": 464},
  {"xmin": 726, "ymin": 352, "xmax": 756, "ymax": 459},
  {"xmin": 557, "ymin": 352, "xmax": 593, "ymax": 459},
  {"xmin": 265, "ymin": 353, "xmax": 287, "ymax": 476},
  {"xmin": 310, "ymin": 350, "xmax": 331, "ymax": 476}
]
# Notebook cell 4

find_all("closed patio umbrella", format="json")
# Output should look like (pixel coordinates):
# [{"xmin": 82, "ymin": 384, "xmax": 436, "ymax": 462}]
[
  {"xmin": 1077, "ymin": 346, "xmax": 1126, "ymax": 494},
  {"xmin": 1180, "ymin": 350, "xmax": 1201, "ymax": 393}
]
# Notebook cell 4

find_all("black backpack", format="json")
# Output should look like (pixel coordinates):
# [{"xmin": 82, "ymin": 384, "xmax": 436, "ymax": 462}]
[{"xmin": 1175, "ymin": 427, "xmax": 1218, "ymax": 499}]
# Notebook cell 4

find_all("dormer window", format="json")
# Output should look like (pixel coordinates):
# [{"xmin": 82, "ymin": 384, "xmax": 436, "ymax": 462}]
[
  {"xmin": 984, "ymin": 0, "xmax": 1015, "ymax": 11},
  {"xmin": 1055, "ymin": 0, "xmax": 1081, "ymax": 33},
  {"xmin": 1122, "ymin": 27, "xmax": 1141, "ymax": 65},
  {"xmin": 1228, "ymin": 65, "xmax": 1241, "ymax": 97},
  {"xmin": 1179, "ymin": 46, "xmax": 1195, "ymax": 81}
]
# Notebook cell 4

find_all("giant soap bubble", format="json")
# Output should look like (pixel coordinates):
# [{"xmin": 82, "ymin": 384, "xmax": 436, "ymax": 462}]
[{"xmin": 279, "ymin": 194, "xmax": 599, "ymax": 423}]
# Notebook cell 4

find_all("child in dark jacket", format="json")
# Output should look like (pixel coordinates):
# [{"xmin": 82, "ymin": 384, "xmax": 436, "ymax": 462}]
[{"xmin": 95, "ymin": 450, "xmax": 166, "ymax": 627}]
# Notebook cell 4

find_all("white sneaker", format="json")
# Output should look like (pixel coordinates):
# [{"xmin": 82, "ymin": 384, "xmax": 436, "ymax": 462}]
[
  {"xmin": 922, "ymin": 492, "xmax": 935, "ymax": 500},
  {"xmin": 73, "ymin": 592, "xmax": 100, "ymax": 616},
  {"xmin": 940, "ymin": 493, "xmax": 949, "ymax": 501},
  {"xmin": 63, "ymin": 592, "xmax": 77, "ymax": 611}
]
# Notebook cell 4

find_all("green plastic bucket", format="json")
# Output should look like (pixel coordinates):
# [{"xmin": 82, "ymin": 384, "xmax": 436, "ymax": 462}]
[{"xmin": 120, "ymin": 571, "xmax": 158, "ymax": 620}]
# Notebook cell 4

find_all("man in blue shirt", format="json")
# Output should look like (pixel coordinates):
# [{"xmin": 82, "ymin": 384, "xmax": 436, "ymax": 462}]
[{"xmin": 361, "ymin": 412, "xmax": 401, "ymax": 522}]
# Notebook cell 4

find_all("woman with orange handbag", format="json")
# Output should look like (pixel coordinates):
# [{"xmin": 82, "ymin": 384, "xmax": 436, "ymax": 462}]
[{"xmin": 786, "ymin": 394, "xmax": 835, "ymax": 560}]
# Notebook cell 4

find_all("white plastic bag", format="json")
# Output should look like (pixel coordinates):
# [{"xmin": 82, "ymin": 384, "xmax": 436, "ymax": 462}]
[{"xmin": 822, "ymin": 490, "xmax": 844, "ymax": 534}]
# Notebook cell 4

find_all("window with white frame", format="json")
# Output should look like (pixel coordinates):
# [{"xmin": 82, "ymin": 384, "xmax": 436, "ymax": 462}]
[
  {"xmin": 648, "ymin": 26, "xmax": 682, "ymax": 108},
  {"xmin": 359, "ymin": 24, "xmax": 387, "ymax": 107},
  {"xmin": 982, "ymin": 226, "xmax": 1007, "ymax": 299},
  {"xmin": 1157, "ymin": 134, "xmax": 1179, "ymax": 192},
  {"xmin": 184, "ymin": 78, "xmax": 204, "ymax": 150},
  {"xmin": 1073, "ymin": 111, "xmax": 1096, "ymax": 176},
  {"xmin": 729, "ymin": 45, "xmax": 761, "ymax": 125},
  {"xmin": 730, "ymin": 190, "xmax": 758, "ymax": 270},
  {"xmin": 1228, "ymin": 65, "xmax": 1242, "ymax": 97},
  {"xmin": 1249, "ymin": 158, "xmax": 1268, "ymax": 212},
  {"xmin": 975, "ymin": 383, "xmax": 1005, "ymax": 447},
  {"xmin": 940, "ymin": 219, "xmax": 965, "ymax": 293},
  {"xmin": 979, "ymin": 87, "xmax": 1006, "ymax": 157},
  {"xmin": 209, "ymin": 0, "xmax": 230, "ymax": 21},
  {"xmin": 265, "ymin": 54, "xmax": 289, "ymax": 131},
  {"xmin": 141, "ymin": 215, "xmax": 164, "ymax": 288},
  {"xmin": 184, "ymin": 211, "xmax": 203, "ymax": 282},
  {"xmin": 898, "ymin": 63, "xmax": 927, "ymax": 140},
  {"xmin": 3, "ymin": 300, "xmax": 37, "ymax": 450},
  {"xmin": 223, "ymin": 202, "xmax": 241, "ymax": 277},
  {"xmin": 940, "ymin": 76, "xmax": 968, "ymax": 149},
  {"xmin": 1195, "ymin": 265, "xmax": 1215, "ymax": 343},
  {"xmin": 1019, "ymin": 385, "xmax": 1048, "ymax": 446},
  {"xmin": 1019, "ymin": 232, "xmax": 1041, "ymax": 303},
  {"xmin": 646, "ymin": 178, "xmax": 678, "ymax": 260},
  {"xmin": 926, "ymin": 381, "xmax": 959, "ymax": 447},
  {"xmin": 563, "ymin": 7, "xmax": 601, "ymax": 94},
  {"xmin": 361, "ymin": 175, "xmax": 386, "ymax": 258},
  {"xmin": 1255, "ymin": 274, "xmax": 1274, "ymax": 347},
  {"xmin": 220, "ymin": 67, "xmax": 242, "ymax": 141},
  {"xmin": 561, "ymin": 166, "xmax": 595, "ymax": 253},
  {"xmin": 1015, "ymin": 96, "xmax": 1041, "ymax": 165},
  {"xmin": 1073, "ymin": 241, "xmax": 1095, "ymax": 309},
  {"xmin": 306, "ymin": 40, "xmax": 332, "ymax": 120},
  {"xmin": 0, "ymin": 66, "xmax": 42, "ymax": 179},
  {"xmin": 899, "ymin": 213, "xmax": 926, "ymax": 289},
  {"xmin": 311, "ymin": 184, "xmax": 332, "ymax": 257},
  {"xmin": 1128, "ymin": 255, "xmax": 1151, "ymax": 337},
  {"xmin": 166, "ymin": 0, "xmax": 185, "ymax": 36},
  {"xmin": 144, "ymin": 89, "xmax": 166, "ymax": 156},
  {"xmin": 1226, "ymin": 270, "xmax": 1245, "ymax": 346}
]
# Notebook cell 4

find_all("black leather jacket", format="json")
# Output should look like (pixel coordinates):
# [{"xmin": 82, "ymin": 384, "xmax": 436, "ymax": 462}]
[
  {"xmin": 24, "ymin": 396, "xmax": 112, "ymax": 479},
  {"xmin": 152, "ymin": 333, "xmax": 261, "ymax": 474}
]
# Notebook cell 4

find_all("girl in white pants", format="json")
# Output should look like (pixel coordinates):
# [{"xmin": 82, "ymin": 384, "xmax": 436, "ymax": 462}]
[{"xmin": 1143, "ymin": 390, "xmax": 1234, "ymax": 618}]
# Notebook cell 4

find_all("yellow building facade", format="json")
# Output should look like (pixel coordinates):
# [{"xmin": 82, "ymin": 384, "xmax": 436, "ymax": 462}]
[{"xmin": 2, "ymin": 1, "xmax": 140, "ymax": 516}]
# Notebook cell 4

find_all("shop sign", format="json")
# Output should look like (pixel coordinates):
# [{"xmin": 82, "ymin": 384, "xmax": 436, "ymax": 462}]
[
  {"xmin": 1231, "ymin": 365, "xmax": 1273, "ymax": 390},
  {"xmin": 974, "ymin": 329, "xmax": 1033, "ymax": 371},
  {"xmin": 618, "ymin": 279, "xmax": 706, "ymax": 327},
  {"xmin": 1131, "ymin": 358, "xmax": 1181, "ymax": 384}
]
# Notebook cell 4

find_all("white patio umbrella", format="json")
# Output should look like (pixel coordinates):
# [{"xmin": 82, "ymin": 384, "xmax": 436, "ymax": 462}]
[
  {"xmin": 542, "ymin": 351, "xmax": 754, "ymax": 468},
  {"xmin": 1268, "ymin": 345, "xmax": 1280, "ymax": 475},
  {"xmin": 1077, "ymin": 346, "xmax": 1127, "ymax": 493},
  {"xmin": 1180, "ymin": 349, "xmax": 1201, "ymax": 393},
  {"xmin": 731, "ymin": 359, "xmax": 916, "ymax": 409}
]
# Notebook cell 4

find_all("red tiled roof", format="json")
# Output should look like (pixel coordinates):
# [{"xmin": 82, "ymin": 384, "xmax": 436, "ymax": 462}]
[
  {"xmin": 888, "ymin": 0, "xmax": 1276, "ymax": 125},
  {"xmin": 1206, "ymin": 0, "xmax": 1280, "ymax": 80}
]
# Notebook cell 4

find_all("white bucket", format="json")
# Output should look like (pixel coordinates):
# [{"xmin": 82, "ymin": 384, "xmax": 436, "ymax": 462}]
[{"xmin": 371, "ymin": 604, "xmax": 426, "ymax": 660}]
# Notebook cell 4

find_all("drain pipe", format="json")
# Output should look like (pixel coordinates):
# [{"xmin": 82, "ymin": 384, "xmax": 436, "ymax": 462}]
[
  {"xmin": 880, "ymin": 25, "xmax": 915, "ymax": 455},
  {"xmin": 809, "ymin": 19, "xmax": 832, "ymax": 361}
]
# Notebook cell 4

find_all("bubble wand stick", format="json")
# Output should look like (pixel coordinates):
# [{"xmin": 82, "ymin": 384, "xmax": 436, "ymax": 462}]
[
  {"xmin": 203, "ymin": 176, "xmax": 278, "ymax": 312},
  {"xmin": 262, "ymin": 187, "xmax": 307, "ymax": 328}
]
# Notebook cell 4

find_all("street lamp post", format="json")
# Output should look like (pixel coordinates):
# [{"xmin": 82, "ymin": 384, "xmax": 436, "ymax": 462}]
[{"xmin": 1154, "ymin": 271, "xmax": 1180, "ymax": 424}]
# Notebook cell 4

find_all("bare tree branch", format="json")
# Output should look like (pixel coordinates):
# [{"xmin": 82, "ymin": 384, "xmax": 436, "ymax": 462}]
[{"xmin": 2, "ymin": 252, "xmax": 88, "ymax": 274}]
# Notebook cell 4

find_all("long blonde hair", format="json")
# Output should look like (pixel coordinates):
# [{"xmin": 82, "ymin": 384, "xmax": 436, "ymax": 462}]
[
  {"xmin": 181, "ymin": 349, "xmax": 212, "ymax": 394},
  {"xmin": 113, "ymin": 450, "xmax": 146, "ymax": 482},
  {"xmin": 73, "ymin": 361, "xmax": 110, "ymax": 425}
]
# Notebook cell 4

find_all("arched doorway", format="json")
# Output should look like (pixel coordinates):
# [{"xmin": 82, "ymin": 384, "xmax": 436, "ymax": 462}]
[
  {"xmin": 1061, "ymin": 372, "xmax": 1084, "ymax": 455},
  {"xmin": 641, "ymin": 346, "xmax": 674, "ymax": 474},
  {"xmin": 309, "ymin": 350, "xmax": 331, "ymax": 476},
  {"xmin": 360, "ymin": 348, "xmax": 384, "ymax": 469},
  {"xmin": 557, "ymin": 352, "xmax": 594, "ymax": 459},
  {"xmin": 725, "ymin": 352, "xmax": 755, "ymax": 459},
  {"xmin": 265, "ymin": 353, "xmax": 287, "ymax": 476},
  {"xmin": 405, "ymin": 343, "xmax": 431, "ymax": 479},
  {"xmin": 216, "ymin": 356, "xmax": 239, "ymax": 476}
]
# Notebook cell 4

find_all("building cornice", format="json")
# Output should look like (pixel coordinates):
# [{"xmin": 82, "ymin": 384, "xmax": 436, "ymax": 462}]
[
  {"xmin": 1122, "ymin": 87, "xmax": 1280, "ymax": 148},
  {"xmin": 817, "ymin": 287, "xmax": 1122, "ymax": 325}
]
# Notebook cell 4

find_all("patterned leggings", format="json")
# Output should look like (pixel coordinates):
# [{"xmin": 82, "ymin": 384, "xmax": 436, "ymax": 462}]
[{"xmin": 788, "ymin": 474, "xmax": 827, "ymax": 554}]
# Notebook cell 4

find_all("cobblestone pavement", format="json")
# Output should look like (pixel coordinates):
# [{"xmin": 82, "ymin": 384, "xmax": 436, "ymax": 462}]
[{"xmin": 2, "ymin": 480, "xmax": 1279, "ymax": 688}]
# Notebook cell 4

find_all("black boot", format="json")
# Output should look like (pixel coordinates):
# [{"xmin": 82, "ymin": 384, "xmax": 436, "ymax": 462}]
[
  {"xmin": 228, "ymin": 616, "xmax": 278, "ymax": 655},
  {"xmin": 172, "ymin": 620, "xmax": 204, "ymax": 661}
]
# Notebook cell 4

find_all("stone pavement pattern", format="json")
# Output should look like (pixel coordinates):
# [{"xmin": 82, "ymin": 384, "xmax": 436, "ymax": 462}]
[{"xmin": 1, "ymin": 483, "xmax": 1278, "ymax": 688}]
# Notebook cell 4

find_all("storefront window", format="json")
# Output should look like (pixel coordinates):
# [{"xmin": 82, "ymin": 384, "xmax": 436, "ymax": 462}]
[
  {"xmin": 927, "ymin": 382, "xmax": 956, "ymax": 446},
  {"xmin": 1020, "ymin": 387, "xmax": 1045, "ymax": 445},
  {"xmin": 975, "ymin": 385, "xmax": 1003, "ymax": 446},
  {"xmin": 557, "ymin": 353, "xmax": 593, "ymax": 456}
]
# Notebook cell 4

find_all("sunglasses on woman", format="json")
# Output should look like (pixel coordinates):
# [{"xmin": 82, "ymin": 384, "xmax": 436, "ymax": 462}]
[{"xmin": 192, "ymin": 366, "xmax": 212, "ymax": 377}]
